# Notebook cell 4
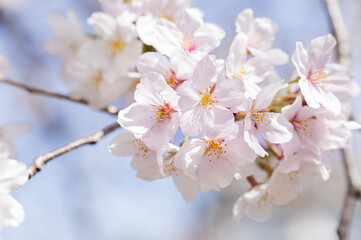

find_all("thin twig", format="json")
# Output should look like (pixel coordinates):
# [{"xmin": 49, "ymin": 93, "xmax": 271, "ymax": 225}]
[
  {"xmin": 324, "ymin": 0, "xmax": 361, "ymax": 239},
  {"xmin": 0, "ymin": 77, "xmax": 119, "ymax": 115},
  {"xmin": 246, "ymin": 176, "xmax": 259, "ymax": 188},
  {"xmin": 27, "ymin": 122, "xmax": 120, "ymax": 179}
]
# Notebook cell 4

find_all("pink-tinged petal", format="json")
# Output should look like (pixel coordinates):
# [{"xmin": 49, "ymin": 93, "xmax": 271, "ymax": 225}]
[
  {"xmin": 281, "ymin": 96, "xmax": 302, "ymax": 121},
  {"xmin": 112, "ymin": 40, "xmax": 143, "ymax": 74},
  {"xmin": 172, "ymin": 173, "xmax": 199, "ymax": 202},
  {"xmin": 243, "ymin": 80, "xmax": 262, "ymax": 100},
  {"xmin": 301, "ymin": 154, "xmax": 330, "ymax": 181},
  {"xmin": 307, "ymin": 34, "xmax": 336, "ymax": 68},
  {"xmin": 298, "ymin": 77, "xmax": 320, "ymax": 109},
  {"xmin": 280, "ymin": 132, "xmax": 300, "ymax": 160},
  {"xmin": 151, "ymin": 19, "xmax": 183, "ymax": 55},
  {"xmin": 169, "ymin": 49, "xmax": 196, "ymax": 80},
  {"xmin": 178, "ymin": 83, "xmax": 200, "ymax": 110},
  {"xmin": 108, "ymin": 131, "xmax": 138, "ymax": 156},
  {"xmin": 248, "ymin": 17, "xmax": 277, "ymax": 51},
  {"xmin": 227, "ymin": 136, "xmax": 257, "ymax": 165},
  {"xmin": 137, "ymin": 52, "xmax": 170, "ymax": 75},
  {"xmin": 296, "ymin": 103, "xmax": 324, "ymax": 120},
  {"xmin": 233, "ymin": 196, "xmax": 247, "ymax": 222},
  {"xmin": 267, "ymin": 172, "xmax": 301, "ymax": 206},
  {"xmin": 134, "ymin": 72, "xmax": 171, "ymax": 105},
  {"xmin": 244, "ymin": 115, "xmax": 268, "ymax": 157},
  {"xmin": 191, "ymin": 55, "xmax": 218, "ymax": 91},
  {"xmin": 235, "ymin": 8, "xmax": 253, "ymax": 35},
  {"xmin": 197, "ymin": 156, "xmax": 236, "ymax": 192},
  {"xmin": 118, "ymin": 103, "xmax": 156, "ymax": 136},
  {"xmin": 255, "ymin": 81, "xmax": 288, "ymax": 110},
  {"xmin": 226, "ymin": 33, "xmax": 248, "ymax": 78},
  {"xmin": 257, "ymin": 113, "xmax": 293, "ymax": 144},
  {"xmin": 193, "ymin": 23, "xmax": 225, "ymax": 54},
  {"xmin": 136, "ymin": 15, "xmax": 158, "ymax": 46},
  {"xmin": 326, "ymin": 63, "xmax": 360, "ymax": 100},
  {"xmin": 203, "ymin": 121, "xmax": 238, "ymax": 140},
  {"xmin": 131, "ymin": 151, "xmax": 162, "ymax": 181},
  {"xmin": 180, "ymin": 106, "xmax": 210, "ymax": 136},
  {"xmin": 174, "ymin": 139, "xmax": 205, "ymax": 173},
  {"xmin": 0, "ymin": 193, "xmax": 25, "ymax": 229},
  {"xmin": 292, "ymin": 42, "xmax": 311, "ymax": 78},
  {"xmin": 313, "ymin": 85, "xmax": 341, "ymax": 115},
  {"xmin": 0, "ymin": 159, "xmax": 28, "ymax": 193},
  {"xmin": 243, "ymin": 186, "xmax": 271, "ymax": 221},
  {"xmin": 276, "ymin": 152, "xmax": 302, "ymax": 173},
  {"xmin": 142, "ymin": 118, "xmax": 177, "ymax": 150},
  {"xmin": 87, "ymin": 12, "xmax": 116, "ymax": 39},
  {"xmin": 209, "ymin": 105, "xmax": 235, "ymax": 129},
  {"xmin": 176, "ymin": 8, "xmax": 203, "ymax": 34},
  {"xmin": 0, "ymin": 122, "xmax": 31, "ymax": 139}
]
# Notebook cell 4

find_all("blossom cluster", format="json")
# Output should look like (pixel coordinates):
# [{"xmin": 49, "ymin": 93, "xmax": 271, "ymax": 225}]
[
  {"xmin": 44, "ymin": 0, "xmax": 361, "ymax": 223},
  {"xmin": 57, "ymin": 1, "xmax": 361, "ymax": 221}
]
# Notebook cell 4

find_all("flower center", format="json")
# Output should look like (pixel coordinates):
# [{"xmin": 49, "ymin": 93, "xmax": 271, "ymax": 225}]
[
  {"xmin": 250, "ymin": 100, "xmax": 272, "ymax": 127},
  {"xmin": 293, "ymin": 119, "xmax": 315, "ymax": 137},
  {"xmin": 162, "ymin": 70, "xmax": 183, "ymax": 89},
  {"xmin": 200, "ymin": 84, "xmax": 218, "ymax": 109},
  {"xmin": 308, "ymin": 68, "xmax": 329, "ymax": 86},
  {"xmin": 111, "ymin": 39, "xmax": 125, "ymax": 53},
  {"xmin": 132, "ymin": 139, "xmax": 150, "ymax": 158},
  {"xmin": 204, "ymin": 138, "xmax": 227, "ymax": 162},
  {"xmin": 150, "ymin": 103, "xmax": 175, "ymax": 122},
  {"xmin": 164, "ymin": 154, "xmax": 180, "ymax": 177},
  {"xmin": 182, "ymin": 35, "xmax": 196, "ymax": 52},
  {"xmin": 233, "ymin": 63, "xmax": 256, "ymax": 80}
]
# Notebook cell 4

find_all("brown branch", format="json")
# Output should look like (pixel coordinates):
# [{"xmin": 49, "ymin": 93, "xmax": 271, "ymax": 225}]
[
  {"xmin": 27, "ymin": 122, "xmax": 120, "ymax": 179},
  {"xmin": 324, "ymin": 0, "xmax": 361, "ymax": 239},
  {"xmin": 0, "ymin": 77, "xmax": 119, "ymax": 115},
  {"xmin": 246, "ymin": 176, "xmax": 259, "ymax": 188}
]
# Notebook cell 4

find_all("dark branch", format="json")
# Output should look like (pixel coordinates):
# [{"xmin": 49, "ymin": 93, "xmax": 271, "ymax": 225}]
[{"xmin": 27, "ymin": 122, "xmax": 120, "ymax": 179}]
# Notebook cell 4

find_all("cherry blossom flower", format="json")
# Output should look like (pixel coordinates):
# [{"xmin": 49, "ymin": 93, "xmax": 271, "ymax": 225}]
[
  {"xmin": 226, "ymin": 33, "xmax": 281, "ymax": 98},
  {"xmin": 276, "ymin": 150, "xmax": 330, "ymax": 181},
  {"xmin": 137, "ymin": 50, "xmax": 196, "ymax": 90},
  {"xmin": 174, "ymin": 123, "xmax": 256, "ymax": 193},
  {"xmin": 292, "ymin": 34, "xmax": 360, "ymax": 115},
  {"xmin": 44, "ymin": 10, "xmax": 90, "ymax": 82},
  {"xmin": 109, "ymin": 131, "xmax": 198, "ymax": 201},
  {"xmin": 118, "ymin": 72, "xmax": 180, "ymax": 150},
  {"xmin": 235, "ymin": 8, "xmax": 288, "ymax": 65},
  {"xmin": 138, "ymin": 8, "xmax": 225, "ymax": 59},
  {"xmin": 0, "ymin": 142, "xmax": 28, "ymax": 232},
  {"xmin": 177, "ymin": 55, "xmax": 245, "ymax": 136},
  {"xmin": 136, "ymin": 0, "xmax": 190, "ymax": 46},
  {"xmin": 66, "ymin": 41, "xmax": 134, "ymax": 109},
  {"xmin": 233, "ymin": 170, "xmax": 302, "ymax": 222},
  {"xmin": 87, "ymin": 11, "xmax": 143, "ymax": 73},
  {"xmin": 238, "ymin": 81, "xmax": 293, "ymax": 157},
  {"xmin": 45, "ymin": 10, "xmax": 88, "ymax": 59}
]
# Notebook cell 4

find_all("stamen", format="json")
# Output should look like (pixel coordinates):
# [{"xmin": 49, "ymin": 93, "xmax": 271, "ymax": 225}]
[
  {"xmin": 308, "ymin": 68, "xmax": 329, "ymax": 86},
  {"xmin": 132, "ymin": 139, "xmax": 150, "ymax": 158},
  {"xmin": 199, "ymin": 84, "xmax": 218, "ymax": 109},
  {"xmin": 149, "ymin": 103, "xmax": 176, "ymax": 122}
]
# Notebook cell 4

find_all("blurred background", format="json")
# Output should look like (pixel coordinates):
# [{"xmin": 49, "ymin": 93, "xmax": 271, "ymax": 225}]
[{"xmin": 1, "ymin": 0, "xmax": 361, "ymax": 239}]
